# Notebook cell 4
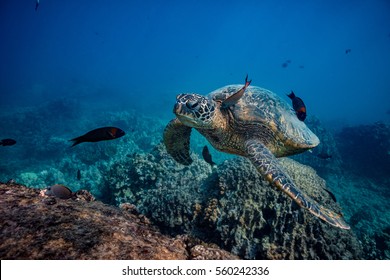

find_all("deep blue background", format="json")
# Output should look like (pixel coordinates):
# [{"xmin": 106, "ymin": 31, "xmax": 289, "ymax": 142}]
[{"xmin": 1, "ymin": 0, "xmax": 390, "ymax": 125}]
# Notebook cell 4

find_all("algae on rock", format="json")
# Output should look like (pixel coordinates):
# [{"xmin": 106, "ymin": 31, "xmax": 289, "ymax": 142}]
[{"xmin": 107, "ymin": 143, "xmax": 363, "ymax": 259}]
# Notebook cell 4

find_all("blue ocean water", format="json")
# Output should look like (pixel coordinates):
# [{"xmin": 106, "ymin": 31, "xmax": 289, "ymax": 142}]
[
  {"xmin": 1, "ymin": 0, "xmax": 390, "ymax": 124},
  {"xmin": 0, "ymin": 0, "xmax": 389, "ymax": 259}
]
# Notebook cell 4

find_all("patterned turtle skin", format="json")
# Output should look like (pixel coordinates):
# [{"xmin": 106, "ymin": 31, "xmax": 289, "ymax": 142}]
[{"xmin": 164, "ymin": 79, "xmax": 350, "ymax": 229}]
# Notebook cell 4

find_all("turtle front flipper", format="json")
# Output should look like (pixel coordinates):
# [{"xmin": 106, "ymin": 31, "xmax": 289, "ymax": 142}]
[
  {"xmin": 245, "ymin": 139, "xmax": 350, "ymax": 230},
  {"xmin": 164, "ymin": 118, "xmax": 193, "ymax": 165}
]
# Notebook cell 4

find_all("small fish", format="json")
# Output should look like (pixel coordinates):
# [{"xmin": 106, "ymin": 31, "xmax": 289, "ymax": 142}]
[
  {"xmin": 202, "ymin": 145, "xmax": 216, "ymax": 166},
  {"xmin": 35, "ymin": 0, "xmax": 40, "ymax": 11},
  {"xmin": 0, "ymin": 138, "xmax": 16, "ymax": 146},
  {"xmin": 345, "ymin": 49, "xmax": 351, "ymax": 54},
  {"xmin": 316, "ymin": 152, "xmax": 332, "ymax": 159},
  {"xmin": 46, "ymin": 184, "xmax": 73, "ymax": 199},
  {"xmin": 221, "ymin": 74, "xmax": 251, "ymax": 108},
  {"xmin": 281, "ymin": 60, "xmax": 291, "ymax": 68},
  {"xmin": 77, "ymin": 169, "xmax": 81, "ymax": 180},
  {"xmin": 323, "ymin": 188, "xmax": 337, "ymax": 202},
  {"xmin": 70, "ymin": 127, "xmax": 125, "ymax": 147},
  {"xmin": 287, "ymin": 91, "xmax": 307, "ymax": 121}
]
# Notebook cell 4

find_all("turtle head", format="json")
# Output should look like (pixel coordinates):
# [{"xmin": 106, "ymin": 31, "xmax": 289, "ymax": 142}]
[{"xmin": 174, "ymin": 94, "xmax": 216, "ymax": 129}]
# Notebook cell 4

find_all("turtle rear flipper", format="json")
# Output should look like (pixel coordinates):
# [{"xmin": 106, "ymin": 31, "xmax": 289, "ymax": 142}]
[
  {"xmin": 245, "ymin": 139, "xmax": 350, "ymax": 230},
  {"xmin": 163, "ymin": 118, "xmax": 193, "ymax": 165}
]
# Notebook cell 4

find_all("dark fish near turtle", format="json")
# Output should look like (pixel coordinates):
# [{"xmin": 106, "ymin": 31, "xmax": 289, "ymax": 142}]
[
  {"xmin": 202, "ymin": 145, "xmax": 216, "ymax": 166},
  {"xmin": 70, "ymin": 127, "xmax": 125, "ymax": 147},
  {"xmin": 77, "ymin": 169, "xmax": 81, "ymax": 180},
  {"xmin": 35, "ymin": 0, "xmax": 39, "ymax": 11},
  {"xmin": 287, "ymin": 91, "xmax": 307, "ymax": 121},
  {"xmin": 323, "ymin": 188, "xmax": 337, "ymax": 202},
  {"xmin": 221, "ymin": 74, "xmax": 251, "ymax": 109},
  {"xmin": 46, "ymin": 184, "xmax": 73, "ymax": 199},
  {"xmin": 0, "ymin": 138, "xmax": 16, "ymax": 146}
]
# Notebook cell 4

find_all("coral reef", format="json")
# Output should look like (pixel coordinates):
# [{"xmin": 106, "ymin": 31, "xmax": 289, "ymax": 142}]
[
  {"xmin": 101, "ymin": 143, "xmax": 213, "ymax": 232},
  {"xmin": 358, "ymin": 226, "xmax": 390, "ymax": 260},
  {"xmin": 106, "ymin": 143, "xmax": 363, "ymax": 259},
  {"xmin": 372, "ymin": 227, "xmax": 390, "ymax": 259},
  {"xmin": 0, "ymin": 182, "xmax": 237, "ymax": 260},
  {"xmin": 0, "ymin": 100, "xmax": 387, "ymax": 260},
  {"xmin": 200, "ymin": 157, "xmax": 361, "ymax": 259},
  {"xmin": 289, "ymin": 119, "xmax": 390, "ymax": 260},
  {"xmin": 336, "ymin": 122, "xmax": 390, "ymax": 180},
  {"xmin": 330, "ymin": 172, "xmax": 390, "ymax": 259},
  {"xmin": 329, "ymin": 122, "xmax": 390, "ymax": 257}
]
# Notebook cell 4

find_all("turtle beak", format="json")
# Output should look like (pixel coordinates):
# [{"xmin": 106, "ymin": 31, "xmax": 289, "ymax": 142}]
[
  {"xmin": 174, "ymin": 94, "xmax": 190, "ymax": 116},
  {"xmin": 174, "ymin": 96, "xmax": 198, "ymax": 126},
  {"xmin": 173, "ymin": 102, "xmax": 182, "ymax": 115}
]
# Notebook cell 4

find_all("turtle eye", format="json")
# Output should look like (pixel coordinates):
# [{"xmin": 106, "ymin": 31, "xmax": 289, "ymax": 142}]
[{"xmin": 186, "ymin": 100, "xmax": 199, "ymax": 110}]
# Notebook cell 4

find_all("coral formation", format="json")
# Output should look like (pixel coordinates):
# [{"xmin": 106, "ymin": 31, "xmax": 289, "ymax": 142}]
[
  {"xmin": 201, "ymin": 157, "xmax": 361, "ymax": 259},
  {"xmin": 336, "ymin": 122, "xmax": 390, "ymax": 180},
  {"xmin": 102, "ymin": 143, "xmax": 212, "ymax": 232},
  {"xmin": 0, "ymin": 182, "xmax": 237, "ymax": 260},
  {"xmin": 106, "ymin": 143, "xmax": 363, "ymax": 259}
]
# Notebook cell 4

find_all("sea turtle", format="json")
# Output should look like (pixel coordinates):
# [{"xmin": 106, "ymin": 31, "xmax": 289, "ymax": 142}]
[{"xmin": 163, "ymin": 76, "xmax": 350, "ymax": 229}]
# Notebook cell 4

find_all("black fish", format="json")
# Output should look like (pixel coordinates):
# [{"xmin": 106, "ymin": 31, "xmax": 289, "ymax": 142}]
[
  {"xmin": 221, "ymin": 74, "xmax": 251, "ymax": 108},
  {"xmin": 345, "ymin": 49, "xmax": 351, "ymax": 54},
  {"xmin": 35, "ymin": 0, "xmax": 39, "ymax": 11},
  {"xmin": 287, "ymin": 91, "xmax": 307, "ymax": 121},
  {"xmin": 281, "ymin": 60, "xmax": 291, "ymax": 68},
  {"xmin": 77, "ymin": 169, "xmax": 81, "ymax": 180},
  {"xmin": 70, "ymin": 127, "xmax": 125, "ymax": 147},
  {"xmin": 317, "ymin": 152, "xmax": 332, "ymax": 159},
  {"xmin": 46, "ymin": 184, "xmax": 73, "ymax": 199},
  {"xmin": 0, "ymin": 138, "xmax": 16, "ymax": 146},
  {"xmin": 202, "ymin": 145, "xmax": 216, "ymax": 166},
  {"xmin": 323, "ymin": 188, "xmax": 337, "ymax": 202}
]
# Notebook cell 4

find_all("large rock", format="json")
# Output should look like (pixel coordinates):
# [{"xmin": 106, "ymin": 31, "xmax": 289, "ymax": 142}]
[
  {"xmin": 200, "ymin": 157, "xmax": 362, "ymax": 259},
  {"xmin": 105, "ymin": 143, "xmax": 363, "ymax": 259},
  {"xmin": 0, "ymin": 182, "xmax": 237, "ymax": 260},
  {"xmin": 101, "ymin": 143, "xmax": 213, "ymax": 233}
]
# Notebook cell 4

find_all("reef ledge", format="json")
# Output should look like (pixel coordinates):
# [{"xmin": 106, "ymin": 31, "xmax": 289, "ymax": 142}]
[{"xmin": 0, "ymin": 182, "xmax": 238, "ymax": 260}]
